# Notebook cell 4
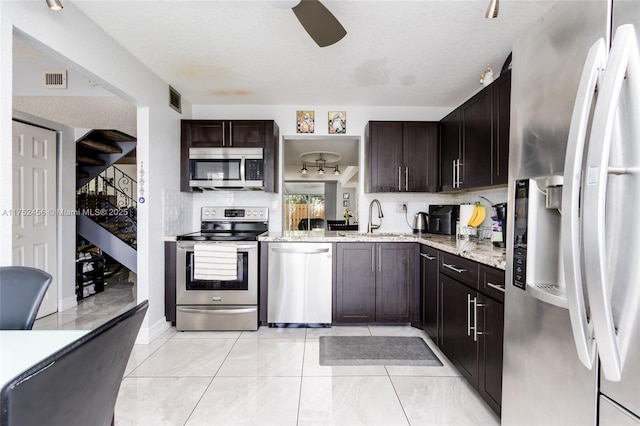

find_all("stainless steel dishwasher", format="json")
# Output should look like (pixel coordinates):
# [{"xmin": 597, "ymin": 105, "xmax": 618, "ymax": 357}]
[{"xmin": 267, "ymin": 242, "xmax": 332, "ymax": 326}]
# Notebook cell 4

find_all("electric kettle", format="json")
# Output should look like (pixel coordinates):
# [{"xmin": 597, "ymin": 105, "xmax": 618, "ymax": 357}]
[{"xmin": 413, "ymin": 212, "xmax": 429, "ymax": 234}]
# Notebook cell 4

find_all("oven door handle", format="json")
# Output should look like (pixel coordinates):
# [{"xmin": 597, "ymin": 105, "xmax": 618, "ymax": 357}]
[{"xmin": 177, "ymin": 307, "xmax": 256, "ymax": 315}]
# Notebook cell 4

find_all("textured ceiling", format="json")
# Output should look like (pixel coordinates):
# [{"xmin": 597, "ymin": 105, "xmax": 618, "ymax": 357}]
[
  {"xmin": 13, "ymin": 1, "xmax": 559, "ymax": 147},
  {"xmin": 70, "ymin": 0, "xmax": 559, "ymax": 108}
]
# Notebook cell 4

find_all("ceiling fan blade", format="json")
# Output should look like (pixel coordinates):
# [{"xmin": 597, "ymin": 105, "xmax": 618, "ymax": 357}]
[{"xmin": 292, "ymin": 0, "xmax": 347, "ymax": 47}]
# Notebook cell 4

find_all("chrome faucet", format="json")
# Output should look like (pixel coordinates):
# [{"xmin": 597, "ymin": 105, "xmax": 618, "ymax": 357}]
[{"xmin": 367, "ymin": 199, "xmax": 384, "ymax": 233}]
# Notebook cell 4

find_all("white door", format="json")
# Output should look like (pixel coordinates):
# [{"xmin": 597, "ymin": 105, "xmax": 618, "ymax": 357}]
[{"xmin": 12, "ymin": 120, "xmax": 58, "ymax": 318}]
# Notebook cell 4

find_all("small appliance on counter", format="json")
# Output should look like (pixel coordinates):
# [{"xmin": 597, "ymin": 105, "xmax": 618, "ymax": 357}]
[
  {"xmin": 412, "ymin": 211, "xmax": 429, "ymax": 234},
  {"xmin": 492, "ymin": 202, "xmax": 507, "ymax": 248},
  {"xmin": 427, "ymin": 205, "xmax": 459, "ymax": 235}
]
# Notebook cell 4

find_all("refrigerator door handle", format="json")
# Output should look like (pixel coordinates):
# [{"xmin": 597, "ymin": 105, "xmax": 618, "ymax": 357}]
[
  {"xmin": 561, "ymin": 38, "xmax": 606, "ymax": 369},
  {"xmin": 583, "ymin": 25, "xmax": 640, "ymax": 382}
]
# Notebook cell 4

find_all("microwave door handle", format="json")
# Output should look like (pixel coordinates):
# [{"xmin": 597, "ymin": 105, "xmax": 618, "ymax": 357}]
[
  {"xmin": 583, "ymin": 25, "xmax": 640, "ymax": 382},
  {"xmin": 240, "ymin": 156, "xmax": 246, "ymax": 185},
  {"xmin": 561, "ymin": 38, "xmax": 605, "ymax": 370}
]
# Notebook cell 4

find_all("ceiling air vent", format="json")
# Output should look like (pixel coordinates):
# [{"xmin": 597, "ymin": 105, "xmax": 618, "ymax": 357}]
[
  {"xmin": 42, "ymin": 69, "xmax": 67, "ymax": 89},
  {"xmin": 169, "ymin": 85, "xmax": 182, "ymax": 114}
]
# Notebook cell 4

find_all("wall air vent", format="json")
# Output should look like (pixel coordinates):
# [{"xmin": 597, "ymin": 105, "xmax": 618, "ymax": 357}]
[
  {"xmin": 169, "ymin": 85, "xmax": 182, "ymax": 114},
  {"xmin": 42, "ymin": 69, "xmax": 67, "ymax": 88}
]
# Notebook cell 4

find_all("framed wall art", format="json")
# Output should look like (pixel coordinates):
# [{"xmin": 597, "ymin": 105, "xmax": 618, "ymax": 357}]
[
  {"xmin": 329, "ymin": 111, "xmax": 346, "ymax": 134},
  {"xmin": 297, "ymin": 110, "xmax": 315, "ymax": 133}
]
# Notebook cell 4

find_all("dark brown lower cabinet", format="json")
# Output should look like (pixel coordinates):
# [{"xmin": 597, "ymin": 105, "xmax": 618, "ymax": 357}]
[
  {"xmin": 334, "ymin": 242, "xmax": 417, "ymax": 323},
  {"xmin": 420, "ymin": 245, "xmax": 440, "ymax": 343},
  {"xmin": 334, "ymin": 242, "xmax": 376, "ymax": 322},
  {"xmin": 428, "ymin": 248, "xmax": 504, "ymax": 417},
  {"xmin": 478, "ymin": 293, "xmax": 504, "ymax": 416},
  {"xmin": 440, "ymin": 274, "xmax": 479, "ymax": 386},
  {"xmin": 164, "ymin": 241, "xmax": 176, "ymax": 324}
]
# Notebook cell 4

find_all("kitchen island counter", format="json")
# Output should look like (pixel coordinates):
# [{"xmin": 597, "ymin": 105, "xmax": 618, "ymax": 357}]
[{"xmin": 259, "ymin": 231, "xmax": 506, "ymax": 270}]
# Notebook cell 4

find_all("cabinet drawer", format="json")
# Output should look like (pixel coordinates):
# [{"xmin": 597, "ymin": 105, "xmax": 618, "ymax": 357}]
[
  {"xmin": 439, "ymin": 252, "xmax": 478, "ymax": 288},
  {"xmin": 480, "ymin": 265, "xmax": 505, "ymax": 302}
]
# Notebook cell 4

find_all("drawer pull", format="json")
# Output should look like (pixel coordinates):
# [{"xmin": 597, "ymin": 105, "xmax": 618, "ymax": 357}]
[
  {"xmin": 486, "ymin": 282, "xmax": 506, "ymax": 293},
  {"xmin": 443, "ymin": 262, "xmax": 466, "ymax": 274},
  {"xmin": 420, "ymin": 253, "xmax": 436, "ymax": 261}
]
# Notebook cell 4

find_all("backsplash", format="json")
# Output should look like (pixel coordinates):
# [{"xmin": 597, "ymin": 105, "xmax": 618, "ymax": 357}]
[
  {"xmin": 162, "ymin": 189, "xmax": 194, "ymax": 237},
  {"xmin": 163, "ymin": 186, "xmax": 508, "ymax": 236},
  {"xmin": 358, "ymin": 186, "xmax": 508, "ymax": 233}
]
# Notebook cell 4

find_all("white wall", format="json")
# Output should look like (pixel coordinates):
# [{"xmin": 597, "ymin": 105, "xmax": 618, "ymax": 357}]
[{"xmin": 0, "ymin": 2, "xmax": 189, "ymax": 342}]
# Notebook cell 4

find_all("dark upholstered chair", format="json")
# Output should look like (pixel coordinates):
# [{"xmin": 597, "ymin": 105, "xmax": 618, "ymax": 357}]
[
  {"xmin": 326, "ymin": 220, "xmax": 346, "ymax": 230},
  {"xmin": 298, "ymin": 218, "xmax": 325, "ymax": 230},
  {"xmin": 0, "ymin": 300, "xmax": 149, "ymax": 426},
  {"xmin": 329, "ymin": 223, "xmax": 359, "ymax": 231},
  {"xmin": 0, "ymin": 266, "xmax": 52, "ymax": 330}
]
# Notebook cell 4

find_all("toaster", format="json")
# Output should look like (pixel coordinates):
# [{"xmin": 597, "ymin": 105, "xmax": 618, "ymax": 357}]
[{"xmin": 427, "ymin": 205, "xmax": 460, "ymax": 235}]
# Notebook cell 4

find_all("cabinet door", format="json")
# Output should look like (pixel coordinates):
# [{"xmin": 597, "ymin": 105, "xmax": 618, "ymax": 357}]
[
  {"xmin": 492, "ymin": 70, "xmax": 511, "ymax": 186},
  {"xmin": 403, "ymin": 122, "xmax": 439, "ymax": 192},
  {"xmin": 478, "ymin": 294, "xmax": 504, "ymax": 416},
  {"xmin": 164, "ymin": 242, "xmax": 177, "ymax": 324},
  {"xmin": 228, "ymin": 121, "xmax": 266, "ymax": 148},
  {"xmin": 366, "ymin": 122, "xmax": 403, "ymax": 192},
  {"xmin": 376, "ymin": 243, "xmax": 417, "ymax": 323},
  {"xmin": 334, "ymin": 243, "xmax": 376, "ymax": 323},
  {"xmin": 440, "ymin": 274, "xmax": 479, "ymax": 388},
  {"xmin": 420, "ymin": 245, "xmax": 439, "ymax": 343},
  {"xmin": 182, "ymin": 120, "xmax": 226, "ymax": 147},
  {"xmin": 439, "ymin": 110, "xmax": 460, "ymax": 191},
  {"xmin": 460, "ymin": 90, "xmax": 493, "ymax": 189}
]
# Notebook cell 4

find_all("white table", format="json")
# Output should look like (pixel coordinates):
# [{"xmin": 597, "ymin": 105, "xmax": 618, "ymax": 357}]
[{"xmin": 0, "ymin": 330, "xmax": 89, "ymax": 388}]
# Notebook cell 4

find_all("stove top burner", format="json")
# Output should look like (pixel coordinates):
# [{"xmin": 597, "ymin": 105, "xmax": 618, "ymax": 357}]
[
  {"xmin": 177, "ymin": 206, "xmax": 269, "ymax": 242},
  {"xmin": 176, "ymin": 231, "xmax": 265, "ymax": 242}
]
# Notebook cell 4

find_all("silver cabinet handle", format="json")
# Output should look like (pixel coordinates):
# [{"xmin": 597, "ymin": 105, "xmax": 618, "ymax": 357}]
[
  {"xmin": 443, "ymin": 262, "xmax": 466, "ymax": 273},
  {"xmin": 371, "ymin": 246, "xmax": 375, "ymax": 272},
  {"xmin": 405, "ymin": 166, "xmax": 409, "ymax": 191},
  {"xmin": 222, "ymin": 121, "xmax": 226, "ymax": 146},
  {"xmin": 467, "ymin": 294, "xmax": 472, "ymax": 337},
  {"xmin": 420, "ymin": 253, "xmax": 436, "ymax": 261},
  {"xmin": 457, "ymin": 159, "xmax": 463, "ymax": 187},
  {"xmin": 452, "ymin": 159, "xmax": 456, "ymax": 188},
  {"xmin": 377, "ymin": 245, "xmax": 382, "ymax": 272},
  {"xmin": 398, "ymin": 166, "xmax": 402, "ymax": 192},
  {"xmin": 486, "ymin": 282, "xmax": 506, "ymax": 293},
  {"xmin": 229, "ymin": 122, "xmax": 233, "ymax": 146},
  {"xmin": 473, "ymin": 297, "xmax": 485, "ymax": 342}
]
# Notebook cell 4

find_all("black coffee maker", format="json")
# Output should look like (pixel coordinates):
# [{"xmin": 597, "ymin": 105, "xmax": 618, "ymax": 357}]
[{"xmin": 493, "ymin": 203, "xmax": 507, "ymax": 248}]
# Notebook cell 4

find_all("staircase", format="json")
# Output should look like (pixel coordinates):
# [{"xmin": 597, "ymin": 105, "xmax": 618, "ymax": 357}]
[
  {"xmin": 76, "ymin": 130, "xmax": 137, "ymax": 273},
  {"xmin": 76, "ymin": 129, "xmax": 136, "ymax": 189}
]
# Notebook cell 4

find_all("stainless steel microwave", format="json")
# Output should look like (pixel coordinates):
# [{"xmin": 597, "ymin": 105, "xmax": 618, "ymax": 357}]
[{"xmin": 189, "ymin": 147, "xmax": 264, "ymax": 190}]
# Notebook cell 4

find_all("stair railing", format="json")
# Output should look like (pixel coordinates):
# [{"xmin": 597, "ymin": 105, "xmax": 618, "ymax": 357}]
[{"xmin": 77, "ymin": 166, "xmax": 137, "ymax": 249}]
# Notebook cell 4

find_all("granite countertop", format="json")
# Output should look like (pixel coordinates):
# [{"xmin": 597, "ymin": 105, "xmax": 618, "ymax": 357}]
[{"xmin": 259, "ymin": 231, "xmax": 506, "ymax": 270}]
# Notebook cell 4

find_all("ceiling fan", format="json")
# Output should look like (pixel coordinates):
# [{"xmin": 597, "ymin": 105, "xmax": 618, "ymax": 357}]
[{"xmin": 291, "ymin": 0, "xmax": 347, "ymax": 47}]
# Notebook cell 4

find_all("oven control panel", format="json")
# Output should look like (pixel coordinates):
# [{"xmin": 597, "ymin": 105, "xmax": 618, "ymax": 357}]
[{"xmin": 201, "ymin": 206, "xmax": 269, "ymax": 222}]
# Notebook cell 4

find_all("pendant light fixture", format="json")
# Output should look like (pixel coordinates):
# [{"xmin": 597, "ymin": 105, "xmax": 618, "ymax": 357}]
[
  {"xmin": 46, "ymin": 0, "xmax": 63, "ymax": 10},
  {"xmin": 485, "ymin": 0, "xmax": 498, "ymax": 18},
  {"xmin": 298, "ymin": 152, "xmax": 341, "ymax": 176}
]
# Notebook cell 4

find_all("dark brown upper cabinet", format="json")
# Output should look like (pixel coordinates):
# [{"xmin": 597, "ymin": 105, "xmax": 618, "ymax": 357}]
[
  {"xmin": 182, "ymin": 120, "xmax": 267, "ymax": 148},
  {"xmin": 492, "ymin": 70, "xmax": 511, "ymax": 186},
  {"xmin": 180, "ymin": 119, "xmax": 279, "ymax": 193},
  {"xmin": 439, "ymin": 69, "xmax": 511, "ymax": 191},
  {"xmin": 365, "ymin": 121, "xmax": 439, "ymax": 193}
]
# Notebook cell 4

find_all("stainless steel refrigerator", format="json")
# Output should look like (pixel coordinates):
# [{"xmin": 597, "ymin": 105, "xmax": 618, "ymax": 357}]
[{"xmin": 503, "ymin": 1, "xmax": 640, "ymax": 424}]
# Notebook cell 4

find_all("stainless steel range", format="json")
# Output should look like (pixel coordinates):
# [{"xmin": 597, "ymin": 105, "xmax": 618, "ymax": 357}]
[{"xmin": 175, "ymin": 206, "xmax": 268, "ymax": 331}]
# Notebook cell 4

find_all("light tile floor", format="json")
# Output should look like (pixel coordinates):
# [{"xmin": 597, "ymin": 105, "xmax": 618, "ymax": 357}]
[{"xmin": 34, "ymin": 283, "xmax": 500, "ymax": 426}]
